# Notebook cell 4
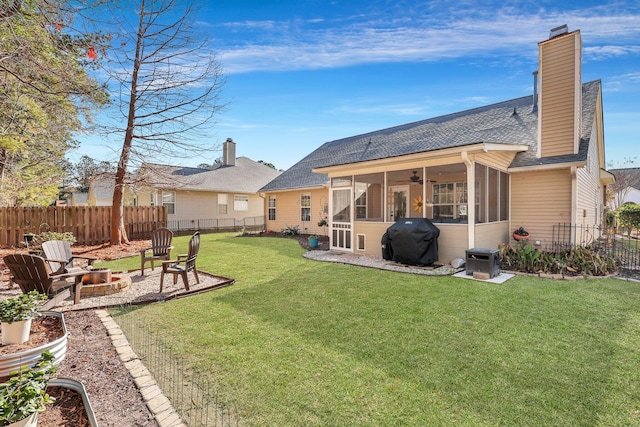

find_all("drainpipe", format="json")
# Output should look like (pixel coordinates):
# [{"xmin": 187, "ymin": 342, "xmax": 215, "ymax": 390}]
[
  {"xmin": 462, "ymin": 152, "xmax": 475, "ymax": 249},
  {"xmin": 571, "ymin": 166, "xmax": 577, "ymax": 244}
]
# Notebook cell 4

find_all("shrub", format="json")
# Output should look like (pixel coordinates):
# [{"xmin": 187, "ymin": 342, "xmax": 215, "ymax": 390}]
[
  {"xmin": 35, "ymin": 232, "xmax": 76, "ymax": 245},
  {"xmin": 498, "ymin": 241, "xmax": 620, "ymax": 276},
  {"xmin": 617, "ymin": 204, "xmax": 640, "ymax": 236},
  {"xmin": 281, "ymin": 225, "xmax": 300, "ymax": 236}
]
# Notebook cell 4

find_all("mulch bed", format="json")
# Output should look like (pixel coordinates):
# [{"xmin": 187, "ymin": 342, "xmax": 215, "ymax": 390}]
[{"xmin": 1, "ymin": 241, "xmax": 159, "ymax": 427}]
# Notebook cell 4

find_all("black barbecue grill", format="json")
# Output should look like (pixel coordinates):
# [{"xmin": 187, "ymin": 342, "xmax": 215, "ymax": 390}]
[{"xmin": 381, "ymin": 218, "xmax": 440, "ymax": 266}]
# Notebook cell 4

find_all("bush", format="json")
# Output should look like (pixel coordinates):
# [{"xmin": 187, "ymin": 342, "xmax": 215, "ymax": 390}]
[
  {"xmin": 498, "ymin": 241, "xmax": 620, "ymax": 276},
  {"xmin": 281, "ymin": 225, "xmax": 300, "ymax": 236},
  {"xmin": 617, "ymin": 204, "xmax": 640, "ymax": 236}
]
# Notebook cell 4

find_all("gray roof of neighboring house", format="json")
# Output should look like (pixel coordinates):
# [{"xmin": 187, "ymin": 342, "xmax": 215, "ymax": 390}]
[
  {"xmin": 142, "ymin": 157, "xmax": 281, "ymax": 193},
  {"xmin": 609, "ymin": 168, "xmax": 640, "ymax": 190},
  {"xmin": 261, "ymin": 80, "xmax": 601, "ymax": 192}
]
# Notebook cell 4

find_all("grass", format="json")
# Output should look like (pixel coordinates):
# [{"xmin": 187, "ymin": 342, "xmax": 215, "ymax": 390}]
[{"xmin": 101, "ymin": 233, "xmax": 640, "ymax": 426}]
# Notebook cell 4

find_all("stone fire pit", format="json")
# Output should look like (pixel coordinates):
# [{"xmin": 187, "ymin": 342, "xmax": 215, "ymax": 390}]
[{"xmin": 80, "ymin": 269, "xmax": 131, "ymax": 297}]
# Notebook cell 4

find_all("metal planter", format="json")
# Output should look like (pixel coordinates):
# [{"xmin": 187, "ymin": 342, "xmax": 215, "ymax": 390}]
[
  {"xmin": 48, "ymin": 377, "xmax": 99, "ymax": 427},
  {"xmin": 0, "ymin": 311, "xmax": 68, "ymax": 379}
]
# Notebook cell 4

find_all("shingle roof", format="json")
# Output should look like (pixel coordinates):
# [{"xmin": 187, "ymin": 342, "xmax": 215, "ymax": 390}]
[
  {"xmin": 261, "ymin": 80, "xmax": 601, "ymax": 192},
  {"xmin": 609, "ymin": 168, "xmax": 640, "ymax": 190},
  {"xmin": 142, "ymin": 157, "xmax": 281, "ymax": 193}
]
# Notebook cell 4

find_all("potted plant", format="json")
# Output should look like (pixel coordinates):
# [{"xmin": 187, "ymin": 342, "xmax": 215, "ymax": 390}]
[
  {"xmin": 0, "ymin": 292, "xmax": 47, "ymax": 345},
  {"xmin": 513, "ymin": 227, "xmax": 530, "ymax": 241},
  {"xmin": 0, "ymin": 350, "xmax": 56, "ymax": 427},
  {"xmin": 308, "ymin": 235, "xmax": 320, "ymax": 249}
]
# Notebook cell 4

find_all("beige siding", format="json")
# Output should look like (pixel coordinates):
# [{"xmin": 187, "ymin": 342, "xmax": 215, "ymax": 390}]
[
  {"xmin": 511, "ymin": 169, "xmax": 572, "ymax": 246},
  {"xmin": 352, "ymin": 221, "xmax": 468, "ymax": 263},
  {"xmin": 576, "ymin": 125, "xmax": 605, "ymax": 238},
  {"xmin": 539, "ymin": 32, "xmax": 580, "ymax": 157},
  {"xmin": 264, "ymin": 189, "xmax": 329, "ymax": 236},
  {"xmin": 166, "ymin": 190, "xmax": 264, "ymax": 222},
  {"xmin": 475, "ymin": 222, "xmax": 510, "ymax": 250},
  {"xmin": 474, "ymin": 152, "xmax": 515, "ymax": 171}
]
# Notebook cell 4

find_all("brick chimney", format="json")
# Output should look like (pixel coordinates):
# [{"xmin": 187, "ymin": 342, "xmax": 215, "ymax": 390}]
[
  {"xmin": 223, "ymin": 138, "xmax": 236, "ymax": 166},
  {"xmin": 537, "ymin": 25, "xmax": 582, "ymax": 158}
]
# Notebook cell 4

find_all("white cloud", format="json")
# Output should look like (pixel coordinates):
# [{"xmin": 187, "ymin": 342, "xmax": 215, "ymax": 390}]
[
  {"xmin": 584, "ymin": 45, "xmax": 640, "ymax": 60},
  {"xmin": 215, "ymin": 6, "xmax": 640, "ymax": 74}
]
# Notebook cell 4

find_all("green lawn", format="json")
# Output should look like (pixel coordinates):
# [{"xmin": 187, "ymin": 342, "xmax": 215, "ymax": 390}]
[{"xmin": 101, "ymin": 233, "xmax": 640, "ymax": 426}]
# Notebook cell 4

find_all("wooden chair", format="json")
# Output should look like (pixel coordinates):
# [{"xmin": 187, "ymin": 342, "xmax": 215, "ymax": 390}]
[
  {"xmin": 41, "ymin": 240, "xmax": 96, "ymax": 275},
  {"xmin": 140, "ymin": 228, "xmax": 174, "ymax": 275},
  {"xmin": 160, "ymin": 232, "xmax": 200, "ymax": 292},
  {"xmin": 3, "ymin": 254, "xmax": 86, "ymax": 307}
]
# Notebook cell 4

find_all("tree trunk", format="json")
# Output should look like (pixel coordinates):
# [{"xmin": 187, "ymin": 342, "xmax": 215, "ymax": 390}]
[{"xmin": 110, "ymin": 0, "xmax": 146, "ymax": 245}]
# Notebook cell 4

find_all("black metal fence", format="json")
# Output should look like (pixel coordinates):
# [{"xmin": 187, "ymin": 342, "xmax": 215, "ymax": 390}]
[
  {"xmin": 128, "ymin": 216, "xmax": 266, "ymax": 239},
  {"xmin": 166, "ymin": 216, "xmax": 265, "ymax": 234},
  {"xmin": 550, "ymin": 223, "xmax": 640, "ymax": 272}
]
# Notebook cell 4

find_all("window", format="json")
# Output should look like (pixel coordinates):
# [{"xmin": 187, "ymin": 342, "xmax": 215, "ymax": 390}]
[
  {"xmin": 431, "ymin": 182, "xmax": 471, "ymax": 221},
  {"xmin": 475, "ymin": 163, "xmax": 509, "ymax": 224},
  {"xmin": 218, "ymin": 194, "xmax": 228, "ymax": 214},
  {"xmin": 150, "ymin": 192, "xmax": 157, "ymax": 206},
  {"xmin": 354, "ymin": 173, "xmax": 384, "ymax": 221},
  {"xmin": 355, "ymin": 184, "xmax": 367, "ymax": 219},
  {"xmin": 234, "ymin": 194, "xmax": 249, "ymax": 211},
  {"xmin": 300, "ymin": 193, "xmax": 311, "ymax": 222},
  {"xmin": 268, "ymin": 195, "xmax": 276, "ymax": 221},
  {"xmin": 161, "ymin": 191, "xmax": 176, "ymax": 215}
]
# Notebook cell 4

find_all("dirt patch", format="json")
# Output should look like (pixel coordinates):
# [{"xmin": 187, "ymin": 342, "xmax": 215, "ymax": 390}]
[
  {"xmin": 59, "ymin": 310, "xmax": 158, "ymax": 426},
  {"xmin": 40, "ymin": 387, "xmax": 91, "ymax": 426}
]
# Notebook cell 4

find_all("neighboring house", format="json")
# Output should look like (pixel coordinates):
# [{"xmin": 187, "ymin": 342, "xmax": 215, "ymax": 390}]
[
  {"xmin": 69, "ymin": 173, "xmax": 135, "ymax": 207},
  {"xmin": 261, "ymin": 26, "xmax": 615, "ymax": 263},
  {"xmin": 608, "ymin": 168, "xmax": 640, "ymax": 210},
  {"xmin": 137, "ymin": 139, "xmax": 281, "ymax": 226}
]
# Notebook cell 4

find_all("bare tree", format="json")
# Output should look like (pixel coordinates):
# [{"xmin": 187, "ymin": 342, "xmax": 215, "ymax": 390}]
[
  {"xmin": 607, "ymin": 158, "xmax": 640, "ymax": 211},
  {"xmin": 102, "ymin": 0, "xmax": 225, "ymax": 244}
]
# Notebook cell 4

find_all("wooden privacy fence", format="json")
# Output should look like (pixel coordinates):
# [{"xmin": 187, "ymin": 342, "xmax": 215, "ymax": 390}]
[{"xmin": 0, "ymin": 206, "xmax": 167, "ymax": 247}]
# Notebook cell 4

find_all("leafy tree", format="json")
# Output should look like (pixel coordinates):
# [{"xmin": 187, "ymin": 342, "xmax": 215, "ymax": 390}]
[
  {"xmin": 617, "ymin": 203, "xmax": 640, "ymax": 237},
  {"xmin": 70, "ymin": 155, "xmax": 115, "ymax": 193},
  {"xmin": 258, "ymin": 160, "xmax": 278, "ymax": 170},
  {"xmin": 0, "ymin": 0, "xmax": 108, "ymax": 206},
  {"xmin": 101, "ymin": 0, "xmax": 225, "ymax": 244}
]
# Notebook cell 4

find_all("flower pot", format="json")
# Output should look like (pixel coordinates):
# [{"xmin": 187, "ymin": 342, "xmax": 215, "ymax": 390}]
[
  {"xmin": 1, "ymin": 318, "xmax": 32, "ymax": 345},
  {"xmin": 513, "ymin": 232, "xmax": 530, "ymax": 241},
  {"xmin": 5, "ymin": 413, "xmax": 37, "ymax": 427},
  {"xmin": 308, "ymin": 237, "xmax": 319, "ymax": 248},
  {"xmin": 0, "ymin": 312, "xmax": 68, "ymax": 380}
]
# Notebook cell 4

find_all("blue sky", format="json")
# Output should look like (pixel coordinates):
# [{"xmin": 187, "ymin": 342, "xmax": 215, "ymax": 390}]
[{"xmin": 72, "ymin": 0, "xmax": 640, "ymax": 171}]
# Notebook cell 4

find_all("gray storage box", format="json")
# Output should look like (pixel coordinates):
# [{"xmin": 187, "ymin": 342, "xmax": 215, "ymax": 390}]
[{"xmin": 465, "ymin": 248, "xmax": 500, "ymax": 278}]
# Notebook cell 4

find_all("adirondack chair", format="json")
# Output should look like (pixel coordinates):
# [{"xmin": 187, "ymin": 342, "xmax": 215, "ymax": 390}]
[
  {"xmin": 41, "ymin": 240, "xmax": 96, "ymax": 275},
  {"xmin": 3, "ymin": 254, "xmax": 86, "ymax": 307},
  {"xmin": 140, "ymin": 228, "xmax": 174, "ymax": 275},
  {"xmin": 160, "ymin": 231, "xmax": 200, "ymax": 292}
]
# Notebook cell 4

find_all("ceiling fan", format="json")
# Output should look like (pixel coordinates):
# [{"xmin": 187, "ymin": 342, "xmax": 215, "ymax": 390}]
[{"xmin": 409, "ymin": 171, "xmax": 436, "ymax": 185}]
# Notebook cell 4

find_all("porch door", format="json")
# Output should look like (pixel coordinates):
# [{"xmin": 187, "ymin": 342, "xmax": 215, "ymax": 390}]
[
  {"xmin": 388, "ymin": 185, "xmax": 409, "ymax": 222},
  {"xmin": 330, "ymin": 187, "xmax": 352, "ymax": 251}
]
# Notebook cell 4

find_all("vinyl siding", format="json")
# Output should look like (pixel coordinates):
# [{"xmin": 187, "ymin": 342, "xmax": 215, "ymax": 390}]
[
  {"xmin": 511, "ymin": 169, "xmax": 572, "ymax": 247},
  {"xmin": 576, "ymin": 123, "xmax": 605, "ymax": 235},
  {"xmin": 264, "ymin": 188, "xmax": 329, "ymax": 236},
  {"xmin": 539, "ymin": 32, "xmax": 580, "ymax": 157},
  {"xmin": 163, "ymin": 190, "xmax": 264, "ymax": 222},
  {"xmin": 474, "ymin": 152, "xmax": 516, "ymax": 171},
  {"xmin": 353, "ymin": 221, "xmax": 468, "ymax": 263},
  {"xmin": 475, "ymin": 222, "xmax": 510, "ymax": 250}
]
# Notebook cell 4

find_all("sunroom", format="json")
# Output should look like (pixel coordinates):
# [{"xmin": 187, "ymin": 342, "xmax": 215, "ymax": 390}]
[{"xmin": 315, "ymin": 149, "xmax": 516, "ymax": 263}]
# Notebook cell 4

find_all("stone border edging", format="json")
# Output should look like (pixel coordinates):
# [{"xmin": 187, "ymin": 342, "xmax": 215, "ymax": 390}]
[{"xmin": 95, "ymin": 310, "xmax": 186, "ymax": 427}]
